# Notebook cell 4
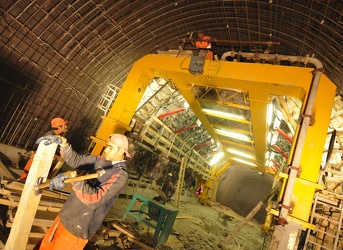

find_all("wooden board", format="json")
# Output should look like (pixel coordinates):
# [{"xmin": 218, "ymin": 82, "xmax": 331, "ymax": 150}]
[
  {"xmin": 154, "ymin": 188, "xmax": 167, "ymax": 202},
  {"xmin": 48, "ymin": 160, "xmax": 64, "ymax": 178},
  {"xmin": 0, "ymin": 160, "xmax": 15, "ymax": 179},
  {"xmin": 4, "ymin": 140, "xmax": 57, "ymax": 250}
]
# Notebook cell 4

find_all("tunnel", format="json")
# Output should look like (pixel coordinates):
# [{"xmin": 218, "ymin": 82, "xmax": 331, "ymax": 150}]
[{"xmin": 0, "ymin": 1, "xmax": 342, "ymax": 249}]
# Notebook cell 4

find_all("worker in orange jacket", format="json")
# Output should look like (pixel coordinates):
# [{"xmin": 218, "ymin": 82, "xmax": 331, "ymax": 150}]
[
  {"xmin": 191, "ymin": 30, "xmax": 217, "ymax": 60},
  {"xmin": 18, "ymin": 117, "xmax": 68, "ymax": 180}
]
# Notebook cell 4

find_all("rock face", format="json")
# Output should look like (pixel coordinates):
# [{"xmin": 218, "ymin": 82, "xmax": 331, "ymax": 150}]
[{"xmin": 216, "ymin": 165, "xmax": 273, "ymax": 224}]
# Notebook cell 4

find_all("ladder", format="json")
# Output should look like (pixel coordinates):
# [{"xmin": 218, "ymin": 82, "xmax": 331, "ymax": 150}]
[{"xmin": 304, "ymin": 130, "xmax": 343, "ymax": 250}]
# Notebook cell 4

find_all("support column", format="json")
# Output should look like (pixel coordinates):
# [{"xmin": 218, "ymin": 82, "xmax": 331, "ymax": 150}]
[
  {"xmin": 174, "ymin": 157, "xmax": 186, "ymax": 208},
  {"xmin": 268, "ymin": 222, "xmax": 302, "ymax": 250}
]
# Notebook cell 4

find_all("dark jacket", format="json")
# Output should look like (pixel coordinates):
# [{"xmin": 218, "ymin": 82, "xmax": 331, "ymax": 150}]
[{"xmin": 59, "ymin": 144, "xmax": 128, "ymax": 239}]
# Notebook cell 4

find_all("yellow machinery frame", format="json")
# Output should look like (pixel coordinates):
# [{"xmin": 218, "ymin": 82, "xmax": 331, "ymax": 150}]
[{"xmin": 90, "ymin": 54, "xmax": 336, "ymax": 228}]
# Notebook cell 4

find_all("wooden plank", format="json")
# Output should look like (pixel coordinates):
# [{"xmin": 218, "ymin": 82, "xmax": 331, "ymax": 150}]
[
  {"xmin": 0, "ymin": 160, "xmax": 15, "ymax": 179},
  {"xmin": 108, "ymin": 230, "xmax": 122, "ymax": 238},
  {"xmin": 117, "ymin": 237, "xmax": 125, "ymax": 249},
  {"xmin": 2, "ymin": 180, "xmax": 70, "ymax": 200},
  {"xmin": 0, "ymin": 198, "xmax": 62, "ymax": 213},
  {"xmin": 174, "ymin": 157, "xmax": 186, "ymax": 208},
  {"xmin": 48, "ymin": 160, "xmax": 64, "ymax": 178},
  {"xmin": 112, "ymin": 221, "xmax": 140, "ymax": 240},
  {"xmin": 220, "ymin": 187, "xmax": 277, "ymax": 245},
  {"xmin": 127, "ymin": 236, "xmax": 155, "ymax": 250},
  {"xmin": 26, "ymin": 244, "xmax": 37, "ymax": 250},
  {"xmin": 29, "ymin": 232, "xmax": 46, "ymax": 238},
  {"xmin": 4, "ymin": 141, "xmax": 57, "ymax": 250},
  {"xmin": 2, "ymin": 192, "xmax": 65, "ymax": 207}
]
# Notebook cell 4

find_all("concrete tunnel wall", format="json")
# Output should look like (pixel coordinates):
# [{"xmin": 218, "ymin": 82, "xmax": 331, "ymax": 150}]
[{"xmin": 216, "ymin": 165, "xmax": 274, "ymax": 224}]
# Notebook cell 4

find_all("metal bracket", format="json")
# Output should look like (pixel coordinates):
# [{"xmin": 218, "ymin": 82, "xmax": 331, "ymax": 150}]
[
  {"xmin": 188, "ymin": 55, "xmax": 205, "ymax": 75},
  {"xmin": 288, "ymin": 165, "xmax": 302, "ymax": 177},
  {"xmin": 277, "ymin": 217, "xmax": 288, "ymax": 226},
  {"xmin": 310, "ymin": 68, "xmax": 325, "ymax": 75},
  {"xmin": 301, "ymin": 113, "xmax": 315, "ymax": 126}
]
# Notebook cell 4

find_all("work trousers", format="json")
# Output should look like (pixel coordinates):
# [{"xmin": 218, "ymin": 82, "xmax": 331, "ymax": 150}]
[{"xmin": 34, "ymin": 215, "xmax": 88, "ymax": 250}]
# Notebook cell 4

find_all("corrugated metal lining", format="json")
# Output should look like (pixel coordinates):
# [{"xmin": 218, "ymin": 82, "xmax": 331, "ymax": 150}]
[{"xmin": 0, "ymin": 0, "xmax": 342, "ymax": 154}]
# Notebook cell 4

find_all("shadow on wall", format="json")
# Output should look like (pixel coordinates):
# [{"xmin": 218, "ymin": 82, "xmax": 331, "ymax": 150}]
[
  {"xmin": 0, "ymin": 152, "xmax": 12, "ymax": 167},
  {"xmin": 0, "ymin": 58, "xmax": 50, "ymax": 149},
  {"xmin": 68, "ymin": 116, "xmax": 97, "ymax": 154},
  {"xmin": 216, "ymin": 165, "xmax": 274, "ymax": 224}
]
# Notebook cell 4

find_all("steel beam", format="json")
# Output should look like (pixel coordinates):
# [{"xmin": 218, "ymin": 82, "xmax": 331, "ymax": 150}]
[{"xmin": 89, "ymin": 54, "xmax": 336, "ymax": 236}]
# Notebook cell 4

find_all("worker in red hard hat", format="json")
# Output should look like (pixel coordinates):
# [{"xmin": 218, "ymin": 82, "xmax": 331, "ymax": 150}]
[
  {"xmin": 18, "ymin": 117, "xmax": 69, "ymax": 180},
  {"xmin": 50, "ymin": 117, "xmax": 68, "ymax": 135},
  {"xmin": 33, "ymin": 133, "xmax": 130, "ymax": 250}
]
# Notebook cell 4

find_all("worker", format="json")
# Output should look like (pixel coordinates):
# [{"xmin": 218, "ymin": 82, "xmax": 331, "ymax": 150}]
[
  {"xmin": 153, "ymin": 172, "xmax": 174, "ymax": 204},
  {"xmin": 162, "ymin": 172, "xmax": 174, "ymax": 199},
  {"xmin": 18, "ymin": 117, "xmax": 69, "ymax": 180},
  {"xmin": 191, "ymin": 30, "xmax": 217, "ymax": 60},
  {"xmin": 33, "ymin": 133, "xmax": 130, "ymax": 250},
  {"xmin": 196, "ymin": 183, "xmax": 204, "ymax": 196}
]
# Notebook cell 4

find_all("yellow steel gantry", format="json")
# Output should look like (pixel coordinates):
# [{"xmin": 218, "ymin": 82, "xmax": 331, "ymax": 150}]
[{"xmin": 90, "ymin": 53, "xmax": 336, "ymax": 232}]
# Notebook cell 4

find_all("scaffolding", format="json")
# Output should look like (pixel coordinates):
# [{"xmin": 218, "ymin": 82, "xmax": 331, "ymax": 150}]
[{"xmin": 304, "ymin": 130, "xmax": 343, "ymax": 250}]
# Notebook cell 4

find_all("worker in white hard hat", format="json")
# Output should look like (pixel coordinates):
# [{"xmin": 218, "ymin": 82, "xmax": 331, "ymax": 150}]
[
  {"xmin": 162, "ymin": 173, "xmax": 174, "ymax": 201},
  {"xmin": 34, "ymin": 133, "xmax": 130, "ymax": 250}
]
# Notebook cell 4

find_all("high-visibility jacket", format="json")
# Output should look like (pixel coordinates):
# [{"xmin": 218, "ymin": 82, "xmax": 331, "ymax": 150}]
[{"xmin": 195, "ymin": 35, "xmax": 212, "ymax": 49}]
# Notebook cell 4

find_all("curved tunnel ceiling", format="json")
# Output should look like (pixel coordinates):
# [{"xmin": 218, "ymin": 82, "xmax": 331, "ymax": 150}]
[
  {"xmin": 0, "ymin": 1, "xmax": 342, "ymax": 213},
  {"xmin": 0, "ymin": 0, "xmax": 341, "ymax": 148}
]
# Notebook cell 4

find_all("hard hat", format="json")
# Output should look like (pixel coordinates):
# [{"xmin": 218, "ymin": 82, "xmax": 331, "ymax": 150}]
[
  {"xmin": 109, "ymin": 134, "xmax": 131, "ymax": 158},
  {"xmin": 51, "ymin": 117, "xmax": 68, "ymax": 128},
  {"xmin": 168, "ymin": 173, "xmax": 173, "ymax": 177}
]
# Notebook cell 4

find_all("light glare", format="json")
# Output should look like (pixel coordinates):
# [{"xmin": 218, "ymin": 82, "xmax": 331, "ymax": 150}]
[{"xmin": 232, "ymin": 157, "xmax": 257, "ymax": 167}]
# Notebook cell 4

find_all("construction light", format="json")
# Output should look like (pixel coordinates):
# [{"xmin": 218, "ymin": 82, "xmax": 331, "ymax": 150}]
[
  {"xmin": 267, "ymin": 102, "xmax": 274, "ymax": 126},
  {"xmin": 196, "ymin": 119, "xmax": 202, "ymax": 126},
  {"xmin": 183, "ymin": 100, "xmax": 190, "ymax": 109},
  {"xmin": 202, "ymin": 108, "xmax": 245, "ymax": 120},
  {"xmin": 267, "ymin": 131, "xmax": 278, "ymax": 145},
  {"xmin": 227, "ymin": 148, "xmax": 255, "ymax": 159},
  {"xmin": 215, "ymin": 128, "xmax": 251, "ymax": 142},
  {"xmin": 209, "ymin": 151, "xmax": 225, "ymax": 166},
  {"xmin": 232, "ymin": 157, "xmax": 257, "ymax": 167}
]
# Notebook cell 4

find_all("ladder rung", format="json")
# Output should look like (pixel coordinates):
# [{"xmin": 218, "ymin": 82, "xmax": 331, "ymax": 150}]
[
  {"xmin": 312, "ymin": 227, "xmax": 338, "ymax": 237},
  {"xmin": 321, "ymin": 190, "xmax": 343, "ymax": 200},
  {"xmin": 307, "ymin": 240, "xmax": 335, "ymax": 250},
  {"xmin": 313, "ymin": 214, "xmax": 341, "ymax": 225},
  {"xmin": 315, "ymin": 201, "xmax": 340, "ymax": 209},
  {"xmin": 316, "ymin": 196, "xmax": 339, "ymax": 207}
]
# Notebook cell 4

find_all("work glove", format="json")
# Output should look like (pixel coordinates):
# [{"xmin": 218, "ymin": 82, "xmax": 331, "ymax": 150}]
[
  {"xmin": 36, "ymin": 135, "xmax": 68, "ymax": 147},
  {"xmin": 49, "ymin": 173, "xmax": 68, "ymax": 190}
]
